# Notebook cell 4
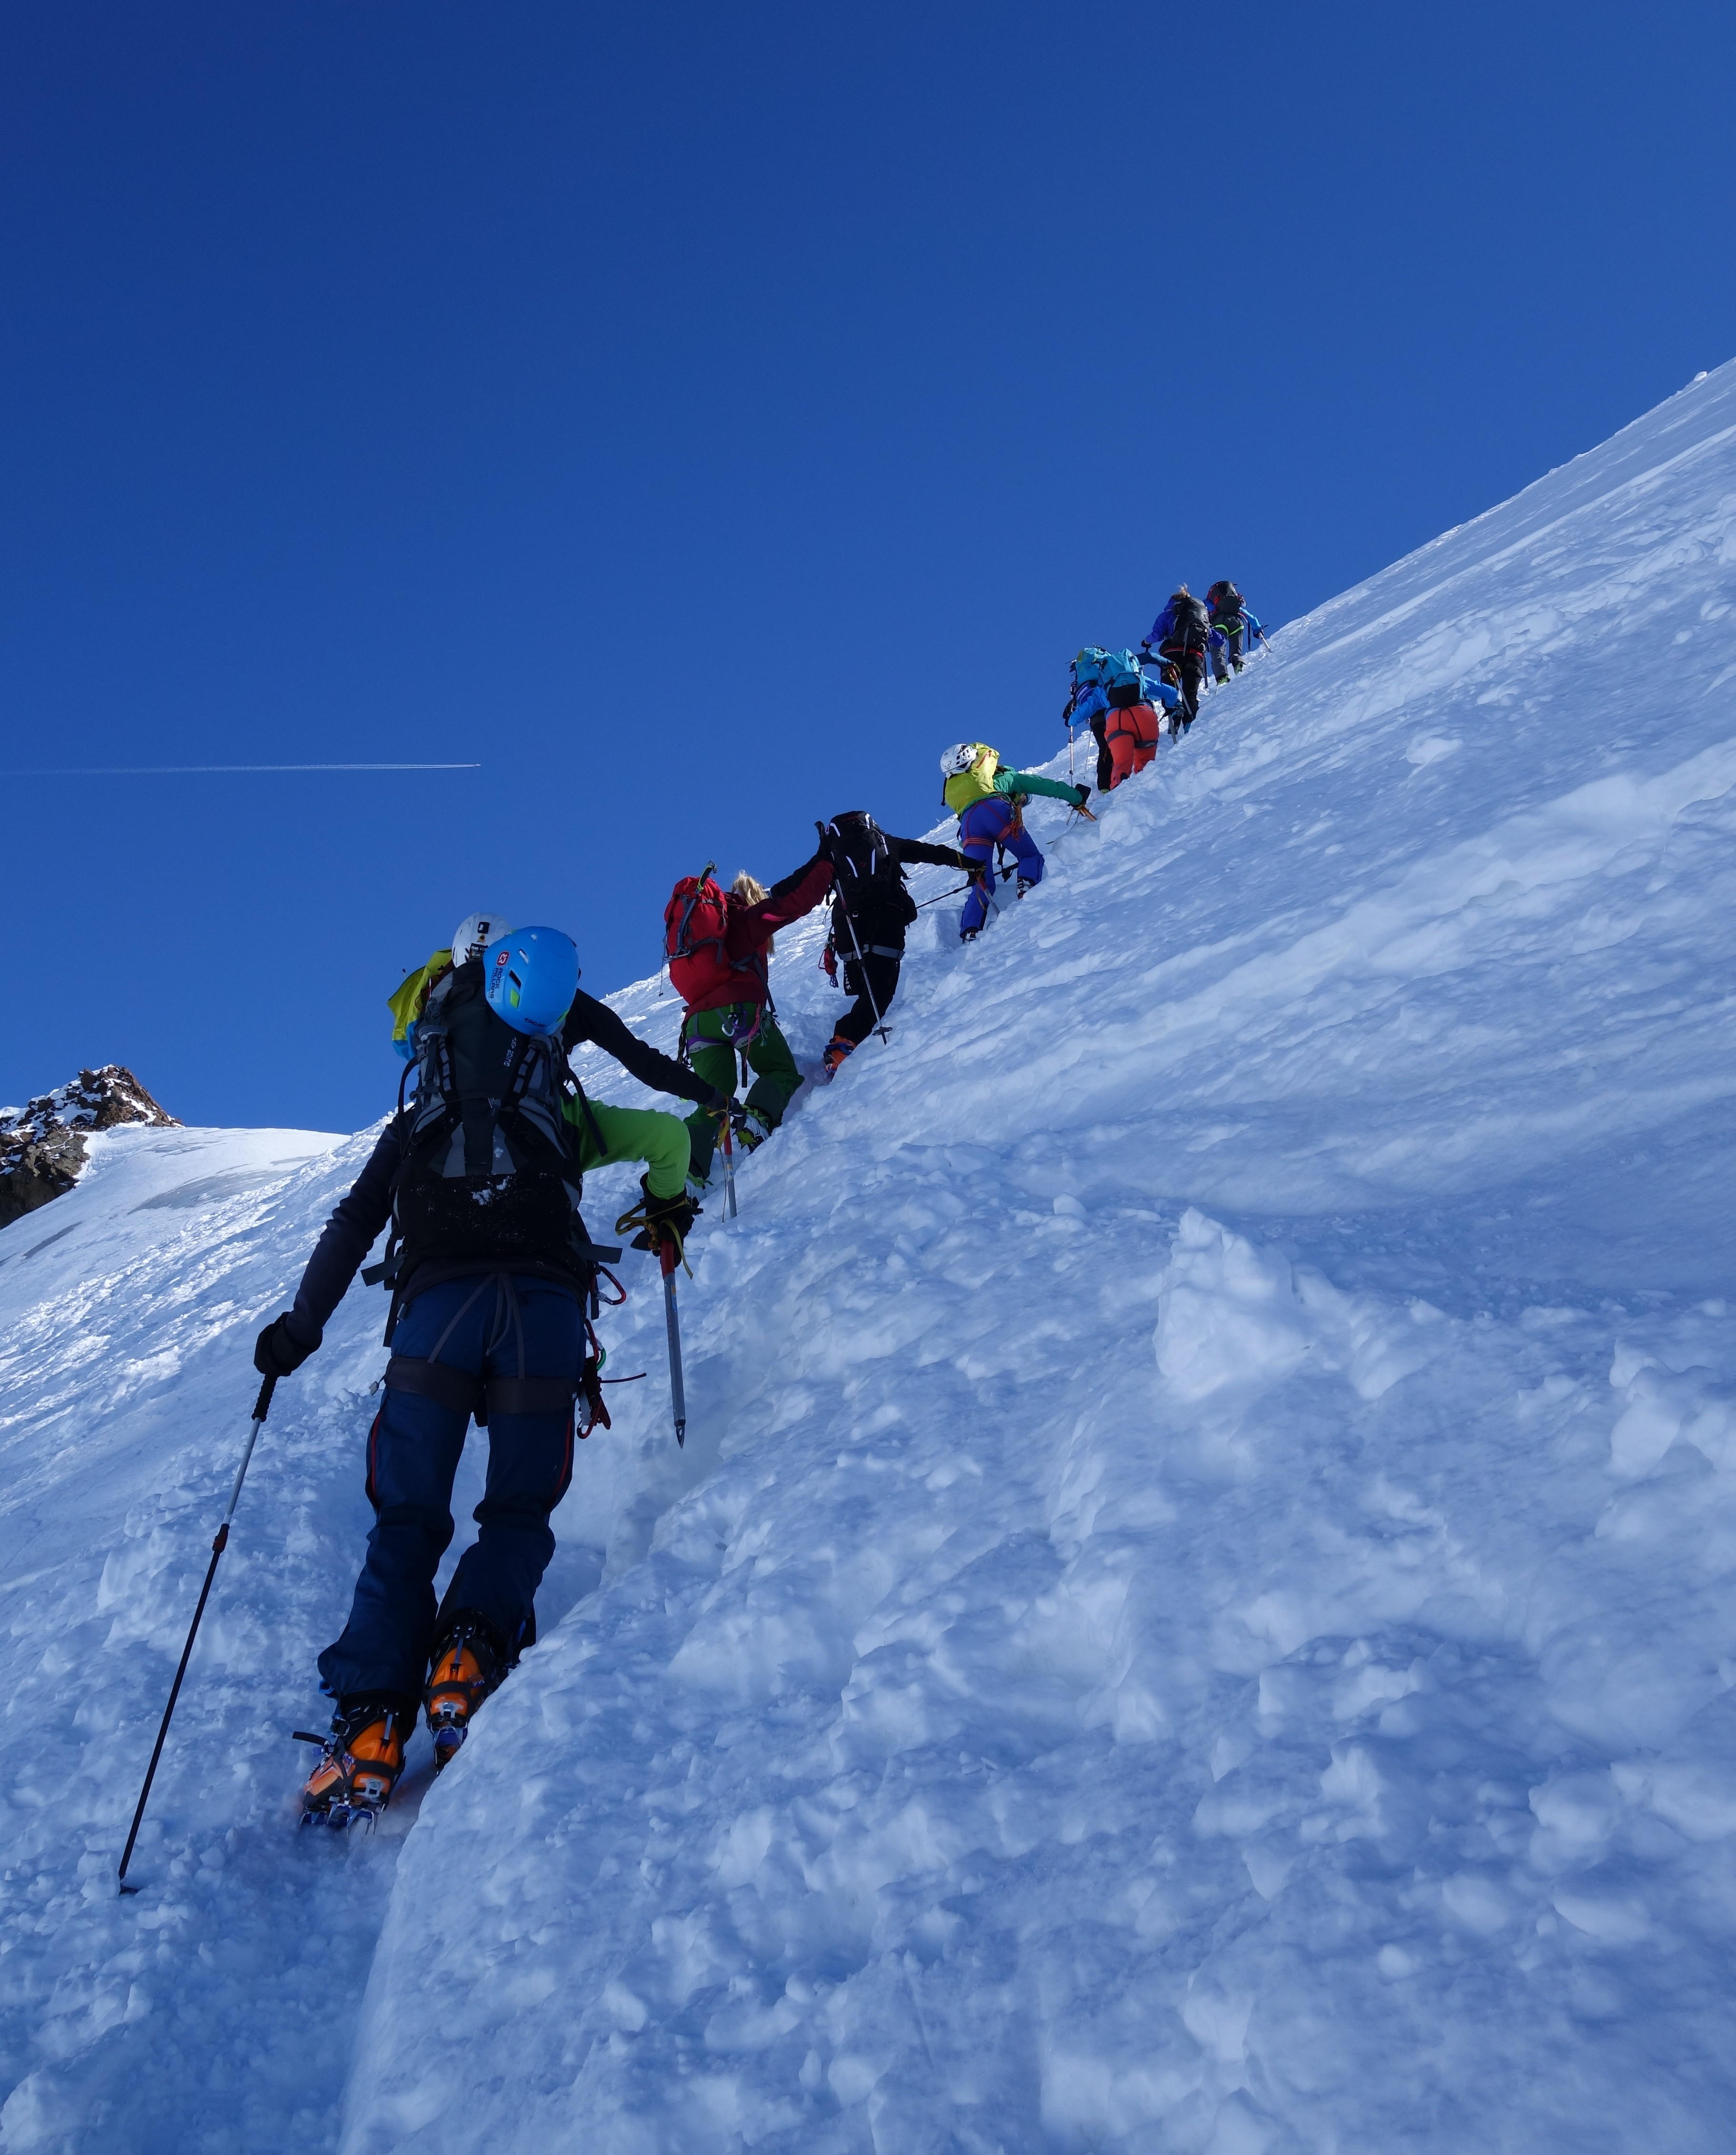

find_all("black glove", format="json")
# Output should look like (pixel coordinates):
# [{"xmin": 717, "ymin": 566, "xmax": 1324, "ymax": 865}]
[
  {"xmin": 1074, "ymin": 785, "xmax": 1092, "ymax": 808},
  {"xmin": 617, "ymin": 1175, "xmax": 700, "ymax": 1254},
  {"xmin": 813, "ymin": 821, "xmax": 838, "ymax": 865},
  {"xmin": 254, "ymin": 1311, "xmax": 321, "ymax": 1378},
  {"xmin": 964, "ymin": 858, "xmax": 988, "ymax": 883},
  {"xmin": 697, "ymin": 1083, "xmax": 730, "ymax": 1113}
]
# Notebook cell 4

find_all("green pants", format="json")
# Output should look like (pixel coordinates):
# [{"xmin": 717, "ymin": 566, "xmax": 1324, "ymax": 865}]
[
  {"xmin": 683, "ymin": 1004, "xmax": 800, "ymax": 1181},
  {"xmin": 563, "ymin": 1097, "xmax": 691, "ymax": 1199}
]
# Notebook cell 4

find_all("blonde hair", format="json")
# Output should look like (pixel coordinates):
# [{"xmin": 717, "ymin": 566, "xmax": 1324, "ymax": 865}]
[{"xmin": 732, "ymin": 871, "xmax": 772, "ymax": 953}]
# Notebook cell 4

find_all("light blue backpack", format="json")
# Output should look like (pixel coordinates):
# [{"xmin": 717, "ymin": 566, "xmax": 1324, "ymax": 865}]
[{"xmin": 1069, "ymin": 646, "xmax": 1146, "ymax": 726}]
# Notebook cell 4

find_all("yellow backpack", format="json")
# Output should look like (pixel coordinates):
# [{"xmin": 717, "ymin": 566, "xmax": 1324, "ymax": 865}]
[
  {"xmin": 388, "ymin": 949, "xmax": 453, "ymax": 1058},
  {"xmin": 943, "ymin": 744, "xmax": 1001, "ymax": 815}
]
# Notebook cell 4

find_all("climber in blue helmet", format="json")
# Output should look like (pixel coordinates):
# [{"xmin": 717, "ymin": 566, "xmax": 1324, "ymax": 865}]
[{"xmin": 254, "ymin": 915, "xmax": 727, "ymax": 1829}]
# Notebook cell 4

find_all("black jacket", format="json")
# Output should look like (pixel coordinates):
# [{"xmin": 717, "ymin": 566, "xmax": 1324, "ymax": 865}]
[
  {"xmin": 558, "ymin": 989, "xmax": 720, "ymax": 1106},
  {"xmin": 831, "ymin": 834, "xmax": 965, "ymax": 952},
  {"xmin": 1160, "ymin": 594, "xmax": 1212, "ymax": 655},
  {"xmin": 286, "ymin": 993, "xmax": 720, "ymax": 1335}
]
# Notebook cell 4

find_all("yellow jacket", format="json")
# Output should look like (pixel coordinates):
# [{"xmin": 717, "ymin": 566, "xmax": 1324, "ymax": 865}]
[{"xmin": 388, "ymin": 949, "xmax": 453, "ymax": 1056}]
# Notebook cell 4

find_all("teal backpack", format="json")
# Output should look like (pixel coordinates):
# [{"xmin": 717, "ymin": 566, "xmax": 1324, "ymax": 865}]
[{"xmin": 1071, "ymin": 647, "xmax": 1144, "ymax": 711}]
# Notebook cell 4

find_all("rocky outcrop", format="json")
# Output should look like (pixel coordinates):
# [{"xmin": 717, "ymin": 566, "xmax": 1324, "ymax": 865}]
[{"xmin": 0, "ymin": 1068, "xmax": 179, "ymax": 1229}]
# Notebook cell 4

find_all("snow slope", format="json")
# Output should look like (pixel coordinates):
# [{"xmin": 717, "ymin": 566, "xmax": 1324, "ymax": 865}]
[{"xmin": 7, "ymin": 360, "xmax": 1736, "ymax": 2152}]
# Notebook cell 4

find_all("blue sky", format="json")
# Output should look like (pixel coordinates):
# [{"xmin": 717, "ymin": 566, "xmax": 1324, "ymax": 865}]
[{"xmin": 4, "ymin": 0, "xmax": 1733, "ymax": 1133}]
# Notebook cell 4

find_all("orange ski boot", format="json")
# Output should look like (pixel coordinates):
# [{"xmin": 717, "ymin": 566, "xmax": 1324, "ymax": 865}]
[
  {"xmin": 424, "ymin": 1616, "xmax": 506, "ymax": 1772},
  {"xmin": 297, "ymin": 1698, "xmax": 410, "ymax": 1829}
]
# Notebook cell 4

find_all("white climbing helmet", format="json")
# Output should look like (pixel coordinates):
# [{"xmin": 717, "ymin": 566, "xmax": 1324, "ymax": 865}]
[
  {"xmin": 451, "ymin": 910, "xmax": 513, "ymax": 965},
  {"xmin": 939, "ymin": 742, "xmax": 980, "ymax": 779}
]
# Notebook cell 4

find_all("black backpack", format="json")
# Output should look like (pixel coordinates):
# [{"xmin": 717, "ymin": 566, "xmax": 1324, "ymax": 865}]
[
  {"xmin": 1164, "ymin": 593, "xmax": 1211, "ymax": 653},
  {"xmin": 374, "ymin": 961, "xmax": 611, "ymax": 1300},
  {"xmin": 824, "ymin": 812, "xmax": 917, "ymax": 929},
  {"xmin": 1207, "ymin": 581, "xmax": 1243, "ymax": 620}
]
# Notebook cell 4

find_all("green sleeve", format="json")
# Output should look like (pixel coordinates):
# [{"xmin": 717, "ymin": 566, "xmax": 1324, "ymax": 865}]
[
  {"xmin": 996, "ymin": 769, "xmax": 1080, "ymax": 805},
  {"xmin": 562, "ymin": 1098, "xmax": 692, "ymax": 1199}
]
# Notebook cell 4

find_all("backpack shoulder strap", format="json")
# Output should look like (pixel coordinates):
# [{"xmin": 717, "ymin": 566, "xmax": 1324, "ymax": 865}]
[{"xmin": 565, "ymin": 1072, "xmax": 609, "ymax": 1161}]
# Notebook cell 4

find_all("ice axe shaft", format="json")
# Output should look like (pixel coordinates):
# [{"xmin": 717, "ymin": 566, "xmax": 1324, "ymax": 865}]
[
  {"xmin": 659, "ymin": 1242, "xmax": 687, "ymax": 1447},
  {"xmin": 118, "ymin": 1374, "xmax": 277, "ymax": 1893},
  {"xmin": 719, "ymin": 1101, "xmax": 739, "ymax": 1220}
]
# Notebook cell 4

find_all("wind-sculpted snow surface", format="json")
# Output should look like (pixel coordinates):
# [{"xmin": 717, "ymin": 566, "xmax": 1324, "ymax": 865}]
[
  {"xmin": 4, "ymin": 362, "xmax": 1736, "ymax": 2152},
  {"xmin": 345, "ymin": 363, "xmax": 1736, "ymax": 2154}
]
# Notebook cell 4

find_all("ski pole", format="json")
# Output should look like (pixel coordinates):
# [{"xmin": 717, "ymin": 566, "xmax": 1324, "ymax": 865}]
[
  {"xmin": 836, "ymin": 907, "xmax": 890, "ymax": 1045},
  {"xmin": 915, "ymin": 880, "xmax": 971, "ymax": 910},
  {"xmin": 118, "ymin": 1373, "xmax": 277, "ymax": 1894},
  {"xmin": 816, "ymin": 820, "xmax": 890, "ymax": 1045},
  {"xmin": 659, "ymin": 1239, "xmax": 687, "ymax": 1447}
]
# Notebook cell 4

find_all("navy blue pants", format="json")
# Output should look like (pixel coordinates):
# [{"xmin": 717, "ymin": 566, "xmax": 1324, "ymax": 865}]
[
  {"xmin": 957, "ymin": 797, "xmax": 1044, "ymax": 935},
  {"xmin": 317, "ymin": 1272, "xmax": 582, "ymax": 1705}
]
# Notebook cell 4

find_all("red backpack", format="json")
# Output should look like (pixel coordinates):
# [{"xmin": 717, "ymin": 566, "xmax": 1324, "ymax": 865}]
[{"xmin": 664, "ymin": 868, "xmax": 763, "ymax": 1008}]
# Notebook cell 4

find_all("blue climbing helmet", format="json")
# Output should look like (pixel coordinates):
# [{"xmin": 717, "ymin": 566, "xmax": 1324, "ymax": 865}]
[{"xmin": 482, "ymin": 926, "xmax": 580, "ymax": 1037}]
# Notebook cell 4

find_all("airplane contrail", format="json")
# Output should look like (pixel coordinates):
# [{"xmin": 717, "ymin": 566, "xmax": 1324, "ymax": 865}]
[{"xmin": 9, "ymin": 762, "xmax": 483, "ymax": 775}]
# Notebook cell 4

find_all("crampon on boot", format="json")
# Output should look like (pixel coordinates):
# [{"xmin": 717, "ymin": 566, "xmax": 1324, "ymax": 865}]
[
  {"xmin": 424, "ymin": 1613, "xmax": 507, "ymax": 1772},
  {"xmin": 820, "ymin": 1032, "xmax": 855, "ymax": 1079},
  {"xmin": 296, "ymin": 1697, "xmax": 410, "ymax": 1829}
]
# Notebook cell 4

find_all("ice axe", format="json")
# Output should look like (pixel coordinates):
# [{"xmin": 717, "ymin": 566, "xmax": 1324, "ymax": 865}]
[
  {"xmin": 659, "ymin": 1236, "xmax": 687, "ymax": 1448},
  {"xmin": 718, "ymin": 1098, "xmax": 740, "ymax": 1220}
]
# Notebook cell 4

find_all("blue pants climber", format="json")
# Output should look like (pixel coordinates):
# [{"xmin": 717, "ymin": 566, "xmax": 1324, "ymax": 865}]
[
  {"xmin": 958, "ymin": 796, "xmax": 1045, "ymax": 936},
  {"xmin": 316, "ymin": 1272, "xmax": 583, "ymax": 1704}
]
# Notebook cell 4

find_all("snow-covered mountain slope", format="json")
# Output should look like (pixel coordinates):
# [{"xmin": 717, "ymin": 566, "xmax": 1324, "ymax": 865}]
[{"xmin": 6, "ymin": 359, "xmax": 1736, "ymax": 2154}]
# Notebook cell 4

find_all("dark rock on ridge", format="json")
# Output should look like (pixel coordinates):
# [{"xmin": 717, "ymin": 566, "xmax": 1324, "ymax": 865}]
[{"xmin": 0, "ymin": 1068, "xmax": 179, "ymax": 1229}]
